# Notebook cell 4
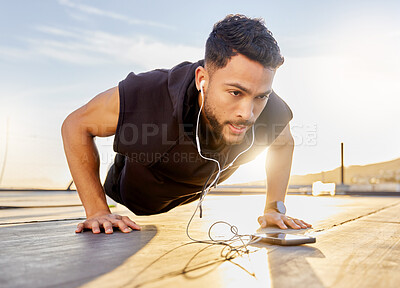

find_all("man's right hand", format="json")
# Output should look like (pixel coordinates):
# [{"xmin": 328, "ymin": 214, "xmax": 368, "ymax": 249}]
[{"xmin": 75, "ymin": 211, "xmax": 141, "ymax": 234}]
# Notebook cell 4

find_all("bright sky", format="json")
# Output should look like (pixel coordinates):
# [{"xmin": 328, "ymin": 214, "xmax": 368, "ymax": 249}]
[{"xmin": 0, "ymin": 0, "xmax": 399, "ymax": 188}]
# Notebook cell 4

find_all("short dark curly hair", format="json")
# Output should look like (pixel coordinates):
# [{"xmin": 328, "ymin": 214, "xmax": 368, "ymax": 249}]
[{"xmin": 205, "ymin": 14, "xmax": 284, "ymax": 71}]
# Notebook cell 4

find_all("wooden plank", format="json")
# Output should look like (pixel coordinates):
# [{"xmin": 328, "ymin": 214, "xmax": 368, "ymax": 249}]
[
  {"xmin": 252, "ymin": 203, "xmax": 400, "ymax": 288},
  {"xmin": 0, "ymin": 206, "xmax": 86, "ymax": 225},
  {"xmin": 0, "ymin": 191, "xmax": 81, "ymax": 208}
]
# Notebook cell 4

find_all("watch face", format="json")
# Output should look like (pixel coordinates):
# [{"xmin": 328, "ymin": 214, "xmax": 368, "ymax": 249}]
[{"xmin": 277, "ymin": 201, "xmax": 286, "ymax": 214}]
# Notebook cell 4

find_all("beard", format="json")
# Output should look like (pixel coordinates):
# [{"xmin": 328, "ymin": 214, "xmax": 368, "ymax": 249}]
[
  {"xmin": 203, "ymin": 97, "xmax": 224, "ymax": 143},
  {"xmin": 203, "ymin": 95, "xmax": 254, "ymax": 146}
]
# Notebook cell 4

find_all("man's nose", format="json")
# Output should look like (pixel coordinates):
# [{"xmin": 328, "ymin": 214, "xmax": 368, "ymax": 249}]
[{"xmin": 236, "ymin": 99, "xmax": 254, "ymax": 121}]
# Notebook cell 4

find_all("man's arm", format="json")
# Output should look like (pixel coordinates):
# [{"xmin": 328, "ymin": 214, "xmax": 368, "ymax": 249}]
[
  {"xmin": 257, "ymin": 124, "xmax": 312, "ymax": 229},
  {"xmin": 61, "ymin": 86, "xmax": 140, "ymax": 234}
]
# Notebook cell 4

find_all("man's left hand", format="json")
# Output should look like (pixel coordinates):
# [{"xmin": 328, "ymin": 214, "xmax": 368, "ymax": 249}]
[{"xmin": 258, "ymin": 211, "xmax": 312, "ymax": 229}]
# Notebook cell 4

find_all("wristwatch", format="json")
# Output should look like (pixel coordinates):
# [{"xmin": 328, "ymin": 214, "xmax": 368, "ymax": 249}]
[{"xmin": 266, "ymin": 201, "xmax": 287, "ymax": 214}]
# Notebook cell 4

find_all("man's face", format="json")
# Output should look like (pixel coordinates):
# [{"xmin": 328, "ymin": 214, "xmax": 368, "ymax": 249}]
[{"xmin": 199, "ymin": 54, "xmax": 276, "ymax": 146}]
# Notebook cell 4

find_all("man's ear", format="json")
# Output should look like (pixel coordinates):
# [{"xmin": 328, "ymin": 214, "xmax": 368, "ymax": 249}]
[{"xmin": 195, "ymin": 66, "xmax": 208, "ymax": 91}]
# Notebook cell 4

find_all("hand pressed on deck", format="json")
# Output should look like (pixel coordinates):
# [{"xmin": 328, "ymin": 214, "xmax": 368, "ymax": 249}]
[
  {"xmin": 258, "ymin": 211, "xmax": 312, "ymax": 230},
  {"xmin": 75, "ymin": 211, "xmax": 141, "ymax": 234}
]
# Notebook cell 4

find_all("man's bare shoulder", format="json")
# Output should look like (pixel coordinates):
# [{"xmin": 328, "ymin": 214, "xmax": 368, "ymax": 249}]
[{"xmin": 63, "ymin": 86, "xmax": 120, "ymax": 137}]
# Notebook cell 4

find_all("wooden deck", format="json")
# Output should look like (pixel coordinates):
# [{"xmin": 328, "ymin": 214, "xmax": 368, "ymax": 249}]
[{"xmin": 1, "ymin": 191, "xmax": 400, "ymax": 288}]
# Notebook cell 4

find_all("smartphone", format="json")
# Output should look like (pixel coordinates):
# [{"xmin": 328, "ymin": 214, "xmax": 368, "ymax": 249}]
[{"xmin": 252, "ymin": 233, "xmax": 316, "ymax": 246}]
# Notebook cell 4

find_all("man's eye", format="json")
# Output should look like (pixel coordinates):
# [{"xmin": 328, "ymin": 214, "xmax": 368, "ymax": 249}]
[
  {"xmin": 257, "ymin": 95, "xmax": 269, "ymax": 100},
  {"xmin": 230, "ymin": 91, "xmax": 241, "ymax": 97}
]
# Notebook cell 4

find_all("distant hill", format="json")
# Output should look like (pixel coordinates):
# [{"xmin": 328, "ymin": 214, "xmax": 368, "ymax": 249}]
[{"xmin": 289, "ymin": 157, "xmax": 400, "ymax": 185}]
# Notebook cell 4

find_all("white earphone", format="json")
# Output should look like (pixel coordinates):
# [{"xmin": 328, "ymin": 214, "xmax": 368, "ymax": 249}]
[{"xmin": 199, "ymin": 80, "xmax": 205, "ymax": 105}]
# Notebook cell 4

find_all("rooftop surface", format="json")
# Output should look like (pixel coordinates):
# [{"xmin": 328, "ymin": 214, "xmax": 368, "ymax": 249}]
[{"xmin": 1, "ymin": 191, "xmax": 400, "ymax": 288}]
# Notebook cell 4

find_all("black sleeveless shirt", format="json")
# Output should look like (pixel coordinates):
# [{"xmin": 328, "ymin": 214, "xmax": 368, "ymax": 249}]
[{"xmin": 111, "ymin": 60, "xmax": 293, "ymax": 215}]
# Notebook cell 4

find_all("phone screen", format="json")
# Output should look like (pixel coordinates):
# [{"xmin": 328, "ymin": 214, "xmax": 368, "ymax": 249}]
[{"xmin": 253, "ymin": 233, "xmax": 316, "ymax": 246}]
